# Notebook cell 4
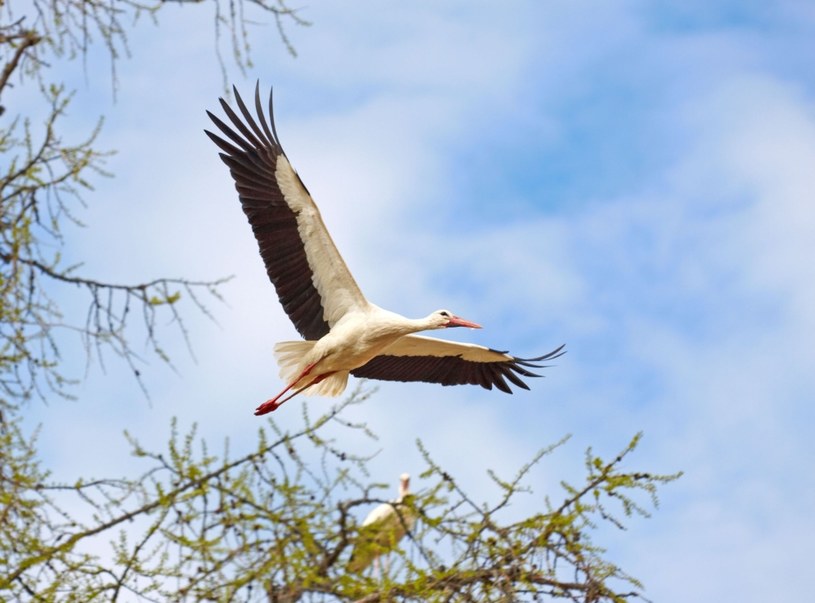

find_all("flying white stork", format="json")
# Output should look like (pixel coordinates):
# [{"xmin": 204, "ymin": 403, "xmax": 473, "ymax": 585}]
[
  {"xmin": 205, "ymin": 84, "xmax": 565, "ymax": 415},
  {"xmin": 347, "ymin": 473, "xmax": 416, "ymax": 574}
]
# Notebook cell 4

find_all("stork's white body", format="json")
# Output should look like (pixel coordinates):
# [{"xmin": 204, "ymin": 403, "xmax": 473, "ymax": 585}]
[
  {"xmin": 348, "ymin": 473, "xmax": 415, "ymax": 574},
  {"xmin": 272, "ymin": 309, "xmax": 404, "ymax": 400},
  {"xmin": 206, "ymin": 84, "xmax": 565, "ymax": 415},
  {"xmin": 275, "ymin": 306, "xmax": 470, "ymax": 398}
]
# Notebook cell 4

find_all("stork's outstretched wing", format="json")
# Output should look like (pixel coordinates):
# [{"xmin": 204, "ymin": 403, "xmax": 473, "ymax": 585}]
[
  {"xmin": 205, "ymin": 84, "xmax": 368, "ymax": 340},
  {"xmin": 352, "ymin": 336, "xmax": 566, "ymax": 393}
]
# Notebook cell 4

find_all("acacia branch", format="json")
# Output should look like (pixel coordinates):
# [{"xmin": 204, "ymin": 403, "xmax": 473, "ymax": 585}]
[
  {"xmin": 0, "ymin": 251, "xmax": 230, "ymax": 293},
  {"xmin": 0, "ymin": 396, "xmax": 359, "ymax": 588},
  {"xmin": 0, "ymin": 25, "xmax": 41, "ymax": 98},
  {"xmin": 350, "ymin": 567, "xmax": 603, "ymax": 603}
]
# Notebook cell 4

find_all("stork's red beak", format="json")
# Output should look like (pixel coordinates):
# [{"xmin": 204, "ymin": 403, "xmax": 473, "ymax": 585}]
[{"xmin": 447, "ymin": 315, "xmax": 482, "ymax": 329}]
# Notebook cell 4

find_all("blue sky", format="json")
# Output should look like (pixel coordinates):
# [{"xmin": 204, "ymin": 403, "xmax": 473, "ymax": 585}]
[{"xmin": 18, "ymin": 1, "xmax": 815, "ymax": 600}]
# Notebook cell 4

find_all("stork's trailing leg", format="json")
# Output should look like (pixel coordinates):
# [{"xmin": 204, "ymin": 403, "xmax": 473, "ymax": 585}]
[{"xmin": 255, "ymin": 361, "xmax": 319, "ymax": 416}]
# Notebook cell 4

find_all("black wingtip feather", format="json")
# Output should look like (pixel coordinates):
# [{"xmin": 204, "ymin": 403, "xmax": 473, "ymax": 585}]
[
  {"xmin": 233, "ymin": 86, "xmax": 271, "ymax": 149},
  {"xmin": 255, "ymin": 83, "xmax": 278, "ymax": 147},
  {"xmin": 268, "ymin": 87, "xmax": 281, "ymax": 145},
  {"xmin": 493, "ymin": 374, "xmax": 512, "ymax": 394}
]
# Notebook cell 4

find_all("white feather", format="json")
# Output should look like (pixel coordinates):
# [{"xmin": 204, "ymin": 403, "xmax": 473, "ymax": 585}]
[
  {"xmin": 381, "ymin": 334, "xmax": 516, "ymax": 362},
  {"xmin": 274, "ymin": 156, "xmax": 368, "ymax": 327}
]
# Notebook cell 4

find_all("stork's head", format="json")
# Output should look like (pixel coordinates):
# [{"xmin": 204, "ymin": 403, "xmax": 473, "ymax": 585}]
[
  {"xmin": 399, "ymin": 473, "xmax": 411, "ymax": 497},
  {"xmin": 430, "ymin": 309, "xmax": 482, "ymax": 330}
]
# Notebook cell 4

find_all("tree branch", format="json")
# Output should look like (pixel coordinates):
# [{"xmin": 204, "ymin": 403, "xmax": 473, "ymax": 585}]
[{"xmin": 0, "ymin": 24, "xmax": 41, "ymax": 98}]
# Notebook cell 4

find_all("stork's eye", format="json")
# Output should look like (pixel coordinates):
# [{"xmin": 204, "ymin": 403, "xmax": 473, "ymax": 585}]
[{"xmin": 439, "ymin": 311, "xmax": 450, "ymax": 318}]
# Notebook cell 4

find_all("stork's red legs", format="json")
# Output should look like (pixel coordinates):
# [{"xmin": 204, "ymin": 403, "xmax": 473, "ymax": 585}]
[
  {"xmin": 254, "ymin": 363, "xmax": 338, "ymax": 416},
  {"xmin": 255, "ymin": 362, "xmax": 317, "ymax": 416}
]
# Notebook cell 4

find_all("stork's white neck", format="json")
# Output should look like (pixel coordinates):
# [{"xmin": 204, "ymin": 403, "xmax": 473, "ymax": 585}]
[
  {"xmin": 360, "ymin": 307, "xmax": 444, "ymax": 339},
  {"xmin": 395, "ymin": 473, "xmax": 411, "ymax": 504},
  {"xmin": 404, "ymin": 315, "xmax": 442, "ymax": 333}
]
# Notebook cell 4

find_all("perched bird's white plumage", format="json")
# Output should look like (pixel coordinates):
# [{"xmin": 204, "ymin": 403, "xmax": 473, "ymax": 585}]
[
  {"xmin": 348, "ymin": 473, "xmax": 415, "ymax": 574},
  {"xmin": 205, "ymin": 84, "xmax": 565, "ymax": 415}
]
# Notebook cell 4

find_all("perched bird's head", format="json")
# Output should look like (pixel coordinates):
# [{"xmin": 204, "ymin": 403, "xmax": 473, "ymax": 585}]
[
  {"xmin": 430, "ymin": 309, "xmax": 482, "ymax": 330},
  {"xmin": 399, "ymin": 473, "xmax": 411, "ymax": 498}
]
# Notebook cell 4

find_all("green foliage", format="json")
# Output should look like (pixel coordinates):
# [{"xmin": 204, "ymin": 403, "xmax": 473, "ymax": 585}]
[{"xmin": 0, "ymin": 388, "xmax": 680, "ymax": 601}]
